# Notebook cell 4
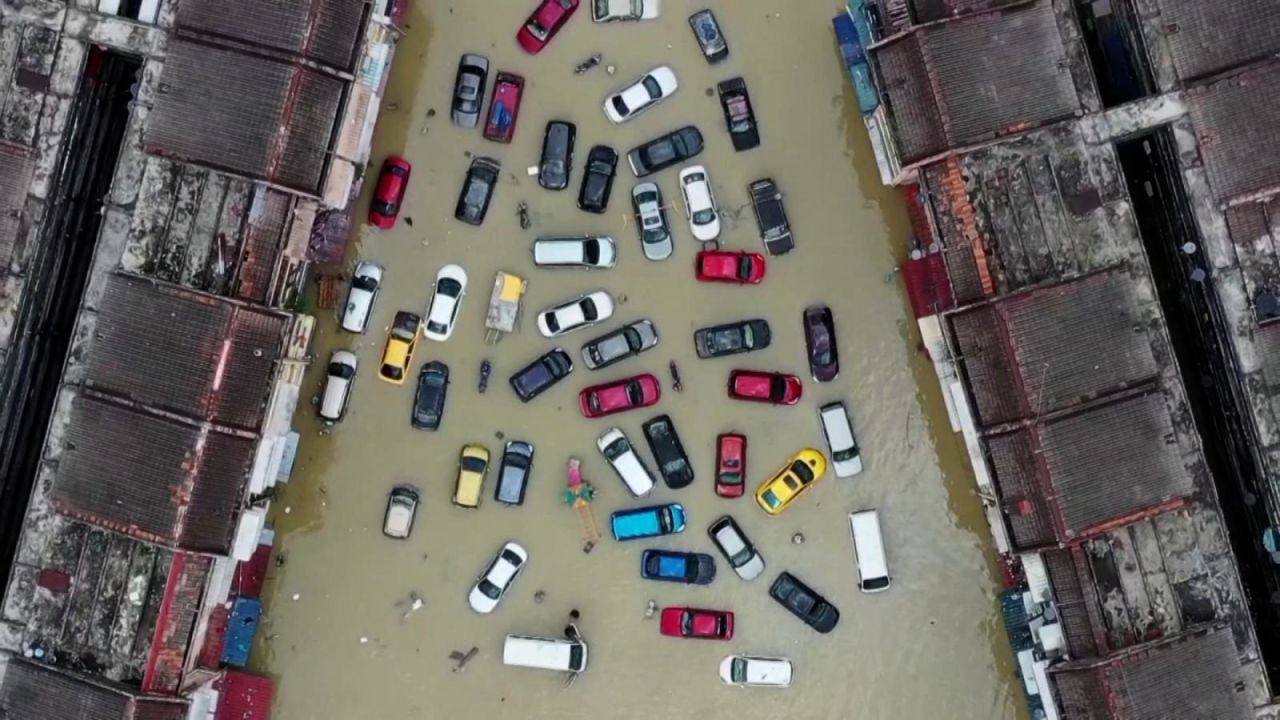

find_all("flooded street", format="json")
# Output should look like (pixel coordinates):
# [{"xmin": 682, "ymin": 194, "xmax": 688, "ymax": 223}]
[{"xmin": 256, "ymin": 2, "xmax": 1021, "ymax": 718}]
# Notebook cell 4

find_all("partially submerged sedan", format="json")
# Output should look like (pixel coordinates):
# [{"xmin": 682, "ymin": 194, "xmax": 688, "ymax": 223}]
[
  {"xmin": 578, "ymin": 145, "xmax": 618, "ymax": 213},
  {"xmin": 728, "ymin": 370, "xmax": 802, "ymax": 405},
  {"xmin": 641, "ymin": 550, "xmax": 715, "ymax": 585},
  {"xmin": 660, "ymin": 607, "xmax": 734, "ymax": 640},
  {"xmin": 715, "ymin": 432, "xmax": 747, "ymax": 497},
  {"xmin": 604, "ymin": 66, "xmax": 678, "ymax": 123},
  {"xmin": 537, "ymin": 290, "xmax": 615, "ymax": 338},
  {"xmin": 694, "ymin": 319, "xmax": 771, "ymax": 359},
  {"xmin": 803, "ymin": 305, "xmax": 839, "ymax": 382},
  {"xmin": 455, "ymin": 157, "xmax": 500, "ymax": 226},
  {"xmin": 382, "ymin": 485, "xmax": 420, "ymax": 540},
  {"xmin": 632, "ymin": 183, "xmax": 672, "ymax": 261},
  {"xmin": 483, "ymin": 72, "xmax": 525, "ymax": 143},
  {"xmin": 369, "ymin": 156, "xmax": 411, "ymax": 229},
  {"xmin": 581, "ymin": 320, "xmax": 659, "ymax": 370},
  {"xmin": 411, "ymin": 361, "xmax": 449, "ymax": 430},
  {"xmin": 627, "ymin": 125, "xmax": 703, "ymax": 177},
  {"xmin": 451, "ymin": 54, "xmax": 489, "ymax": 128},
  {"xmin": 642, "ymin": 414, "xmax": 693, "ymax": 489},
  {"xmin": 769, "ymin": 572, "xmax": 839, "ymax": 633},
  {"xmin": 469, "ymin": 542, "xmax": 529, "ymax": 614},
  {"xmin": 423, "ymin": 264, "xmax": 467, "ymax": 342},
  {"xmin": 496, "ymin": 440, "xmax": 535, "ymax": 506},
  {"xmin": 510, "ymin": 348, "xmax": 574, "ymax": 402},
  {"xmin": 579, "ymin": 373, "xmax": 661, "ymax": 418},
  {"xmin": 453, "ymin": 444, "xmax": 490, "ymax": 509},
  {"xmin": 755, "ymin": 449, "xmax": 827, "ymax": 516},
  {"xmin": 378, "ymin": 311, "xmax": 420, "ymax": 385},
  {"xmin": 517, "ymin": 0, "xmax": 579, "ymax": 54},
  {"xmin": 696, "ymin": 250, "xmax": 766, "ymax": 284},
  {"xmin": 679, "ymin": 166, "xmax": 720, "ymax": 242}
]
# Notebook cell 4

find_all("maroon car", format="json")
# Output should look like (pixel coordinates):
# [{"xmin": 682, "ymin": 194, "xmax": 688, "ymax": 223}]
[
  {"xmin": 484, "ymin": 72, "xmax": 525, "ymax": 143},
  {"xmin": 369, "ymin": 156, "xmax": 411, "ymax": 229},
  {"xmin": 716, "ymin": 433, "xmax": 746, "ymax": 498},
  {"xmin": 516, "ymin": 0, "xmax": 579, "ymax": 54},
  {"xmin": 660, "ymin": 607, "xmax": 734, "ymax": 640},
  {"xmin": 728, "ymin": 370, "xmax": 802, "ymax": 405},
  {"xmin": 803, "ymin": 305, "xmax": 839, "ymax": 382},
  {"xmin": 579, "ymin": 373, "xmax": 661, "ymax": 418}
]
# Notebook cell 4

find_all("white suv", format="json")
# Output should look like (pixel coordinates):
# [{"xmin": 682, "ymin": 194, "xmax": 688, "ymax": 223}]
[
  {"xmin": 341, "ymin": 261, "xmax": 383, "ymax": 333},
  {"xmin": 597, "ymin": 428, "xmax": 656, "ymax": 497}
]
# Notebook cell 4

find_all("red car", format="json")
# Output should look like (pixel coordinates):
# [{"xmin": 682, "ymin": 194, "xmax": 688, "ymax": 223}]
[
  {"xmin": 579, "ymin": 374, "xmax": 661, "ymax": 418},
  {"xmin": 516, "ymin": 0, "xmax": 579, "ymax": 54},
  {"xmin": 716, "ymin": 433, "xmax": 747, "ymax": 497},
  {"xmin": 695, "ymin": 250, "xmax": 766, "ymax": 284},
  {"xmin": 728, "ymin": 370, "xmax": 802, "ymax": 405},
  {"xmin": 369, "ymin": 156, "xmax": 411, "ymax": 229},
  {"xmin": 660, "ymin": 607, "xmax": 734, "ymax": 640},
  {"xmin": 484, "ymin": 72, "xmax": 525, "ymax": 144}
]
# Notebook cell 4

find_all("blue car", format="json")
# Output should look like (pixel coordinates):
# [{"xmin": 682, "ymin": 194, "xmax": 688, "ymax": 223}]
[
  {"xmin": 611, "ymin": 503, "xmax": 686, "ymax": 541},
  {"xmin": 641, "ymin": 550, "xmax": 716, "ymax": 585}
]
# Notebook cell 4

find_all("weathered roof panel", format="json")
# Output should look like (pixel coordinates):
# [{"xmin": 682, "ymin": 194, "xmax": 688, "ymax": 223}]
[
  {"xmin": 0, "ymin": 143, "xmax": 31, "ymax": 266},
  {"xmin": 1147, "ymin": 0, "xmax": 1280, "ymax": 83},
  {"xmin": 875, "ymin": 35, "xmax": 947, "ymax": 164},
  {"xmin": 1187, "ymin": 63, "xmax": 1280, "ymax": 202},
  {"xmin": 0, "ymin": 654, "xmax": 187, "ymax": 720},
  {"xmin": 174, "ymin": 0, "xmax": 367, "ymax": 71}
]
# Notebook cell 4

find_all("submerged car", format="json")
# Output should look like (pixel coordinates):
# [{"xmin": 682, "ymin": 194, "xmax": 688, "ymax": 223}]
[
  {"xmin": 382, "ymin": 485, "xmax": 420, "ymax": 539},
  {"xmin": 707, "ymin": 515, "xmax": 764, "ymax": 581},
  {"xmin": 483, "ymin": 72, "xmax": 525, "ymax": 143},
  {"xmin": 696, "ymin": 250, "xmax": 766, "ymax": 284},
  {"xmin": 694, "ymin": 319, "xmax": 771, "ymax": 359},
  {"xmin": 578, "ymin": 145, "xmax": 618, "ymax": 213},
  {"xmin": 717, "ymin": 77, "xmax": 760, "ymax": 151},
  {"xmin": 632, "ymin": 183, "xmax": 672, "ymax": 261},
  {"xmin": 469, "ymin": 542, "xmax": 529, "ymax": 614},
  {"xmin": 611, "ymin": 503, "xmax": 686, "ymax": 541},
  {"xmin": 604, "ymin": 66, "xmax": 678, "ymax": 123},
  {"xmin": 728, "ymin": 370, "xmax": 802, "ymax": 405},
  {"xmin": 341, "ymin": 261, "xmax": 383, "ymax": 333},
  {"xmin": 715, "ymin": 432, "xmax": 747, "ymax": 497},
  {"xmin": 411, "ymin": 361, "xmax": 449, "ymax": 430},
  {"xmin": 769, "ymin": 571, "xmax": 839, "ymax": 633},
  {"xmin": 642, "ymin": 414, "xmax": 693, "ymax": 489},
  {"xmin": 627, "ymin": 126, "xmax": 704, "ymax": 177},
  {"xmin": 455, "ymin": 157, "xmax": 500, "ymax": 225},
  {"xmin": 803, "ymin": 305, "xmax": 839, "ymax": 382},
  {"xmin": 719, "ymin": 656, "xmax": 794, "ymax": 688},
  {"xmin": 688, "ymin": 8, "xmax": 729, "ymax": 63},
  {"xmin": 641, "ymin": 550, "xmax": 715, "ymax": 585},
  {"xmin": 749, "ymin": 177, "xmax": 795, "ymax": 255},
  {"xmin": 533, "ymin": 236, "xmax": 617, "ymax": 269},
  {"xmin": 378, "ymin": 311, "xmax": 420, "ymax": 385},
  {"xmin": 369, "ymin": 156, "xmax": 411, "ymax": 229},
  {"xmin": 579, "ymin": 373, "xmax": 661, "ymax": 418},
  {"xmin": 424, "ymin": 264, "xmax": 467, "ymax": 342},
  {"xmin": 592, "ymin": 0, "xmax": 659, "ymax": 21},
  {"xmin": 598, "ymin": 427, "xmax": 657, "ymax": 498},
  {"xmin": 755, "ymin": 449, "xmax": 827, "ymax": 516},
  {"xmin": 537, "ymin": 290, "xmax": 615, "ymax": 338},
  {"xmin": 510, "ymin": 348, "xmax": 574, "ymax": 402},
  {"xmin": 581, "ymin": 320, "xmax": 659, "ymax": 370},
  {"xmin": 495, "ymin": 440, "xmax": 535, "ymax": 506},
  {"xmin": 538, "ymin": 120, "xmax": 576, "ymax": 191},
  {"xmin": 679, "ymin": 166, "xmax": 720, "ymax": 242},
  {"xmin": 451, "ymin": 54, "xmax": 489, "ymax": 127},
  {"xmin": 660, "ymin": 607, "xmax": 734, "ymax": 640},
  {"xmin": 453, "ymin": 444, "xmax": 490, "ymax": 509},
  {"xmin": 517, "ymin": 0, "xmax": 579, "ymax": 54}
]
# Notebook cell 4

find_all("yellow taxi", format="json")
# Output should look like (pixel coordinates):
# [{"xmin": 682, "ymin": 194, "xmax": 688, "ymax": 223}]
[
  {"xmin": 754, "ymin": 449, "xmax": 827, "ymax": 516},
  {"xmin": 378, "ymin": 311, "xmax": 421, "ymax": 384},
  {"xmin": 453, "ymin": 444, "xmax": 491, "ymax": 509}
]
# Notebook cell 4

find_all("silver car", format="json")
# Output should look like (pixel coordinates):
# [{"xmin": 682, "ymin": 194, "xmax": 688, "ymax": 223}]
[
  {"xmin": 632, "ymin": 183, "xmax": 672, "ymax": 261},
  {"xmin": 580, "ymin": 320, "xmax": 659, "ymax": 370},
  {"xmin": 451, "ymin": 54, "xmax": 489, "ymax": 128}
]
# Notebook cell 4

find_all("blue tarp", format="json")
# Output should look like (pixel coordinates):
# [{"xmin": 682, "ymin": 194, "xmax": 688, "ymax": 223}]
[
  {"xmin": 833, "ymin": 13, "xmax": 880, "ymax": 115},
  {"xmin": 222, "ymin": 597, "xmax": 263, "ymax": 668}
]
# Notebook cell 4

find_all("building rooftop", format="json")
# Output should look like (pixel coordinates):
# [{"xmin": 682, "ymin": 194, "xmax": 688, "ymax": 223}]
[
  {"xmin": 1186, "ymin": 62, "xmax": 1280, "ymax": 203},
  {"xmin": 173, "ymin": 0, "xmax": 367, "ymax": 72},
  {"xmin": 1143, "ymin": 0, "xmax": 1280, "ymax": 85},
  {"xmin": 0, "ymin": 653, "xmax": 187, "ymax": 719},
  {"xmin": 0, "ymin": 143, "xmax": 31, "ymax": 268}
]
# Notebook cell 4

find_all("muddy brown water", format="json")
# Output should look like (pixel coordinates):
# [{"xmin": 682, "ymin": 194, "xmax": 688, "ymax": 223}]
[{"xmin": 256, "ymin": 3, "xmax": 1022, "ymax": 718}]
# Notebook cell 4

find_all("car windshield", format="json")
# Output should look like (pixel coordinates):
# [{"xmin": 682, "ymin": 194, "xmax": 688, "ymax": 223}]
[
  {"xmin": 623, "ymin": 328, "xmax": 642, "ymax": 350},
  {"xmin": 833, "ymin": 446, "xmax": 859, "ymax": 462},
  {"xmin": 693, "ymin": 208, "xmax": 715, "ymax": 225},
  {"xmin": 525, "ymin": 17, "xmax": 549, "ymax": 40},
  {"xmin": 352, "ymin": 275, "xmax": 378, "ymax": 291},
  {"xmin": 328, "ymin": 361, "xmax": 355, "ymax": 379},
  {"xmin": 741, "ymin": 325, "xmax": 755, "ymax": 348},
  {"xmin": 479, "ymin": 579, "xmax": 502, "ymax": 600},
  {"xmin": 464, "ymin": 177, "xmax": 490, "ymax": 209},
  {"xmin": 770, "ymin": 376, "xmax": 788, "ymax": 399},
  {"xmin": 427, "ymin": 320, "xmax": 448, "ymax": 335},
  {"xmin": 791, "ymin": 460, "xmax": 816, "ymax": 483},
  {"xmin": 581, "ymin": 298, "xmax": 598, "ymax": 321},
  {"xmin": 611, "ymin": 95, "xmax": 630, "ymax": 116},
  {"xmin": 583, "ymin": 241, "xmax": 600, "ymax": 264},
  {"xmin": 761, "ymin": 490, "xmax": 782, "ymax": 508},
  {"xmin": 864, "ymin": 576, "xmax": 891, "ymax": 591},
  {"xmin": 371, "ymin": 199, "xmax": 396, "ymax": 217},
  {"xmin": 603, "ymin": 437, "xmax": 629, "ymax": 460},
  {"xmin": 381, "ymin": 363, "xmax": 403, "ymax": 381},
  {"xmin": 731, "ymin": 658, "xmax": 747, "ymax": 683},
  {"xmin": 681, "ymin": 612, "xmax": 693, "ymax": 635},
  {"xmin": 643, "ymin": 226, "xmax": 667, "ymax": 244},
  {"xmin": 658, "ymin": 507, "xmax": 674, "ymax": 532},
  {"xmin": 729, "ymin": 545, "xmax": 752, "ymax": 566},
  {"xmin": 712, "ymin": 328, "xmax": 743, "ymax": 350},
  {"xmin": 500, "ymin": 548, "xmax": 524, "ymax": 565},
  {"xmin": 646, "ymin": 140, "xmax": 675, "ymax": 165},
  {"xmin": 626, "ymin": 382, "xmax": 644, "ymax": 404},
  {"xmin": 461, "ymin": 456, "xmax": 487, "ymax": 473},
  {"xmin": 641, "ymin": 76, "xmax": 662, "ymax": 99},
  {"xmin": 438, "ymin": 278, "xmax": 462, "ymax": 297},
  {"xmin": 662, "ymin": 458, "xmax": 686, "ymax": 476},
  {"xmin": 544, "ymin": 313, "xmax": 561, "ymax": 333},
  {"xmin": 458, "ymin": 97, "xmax": 478, "ymax": 113},
  {"xmin": 737, "ymin": 256, "xmax": 754, "ymax": 279}
]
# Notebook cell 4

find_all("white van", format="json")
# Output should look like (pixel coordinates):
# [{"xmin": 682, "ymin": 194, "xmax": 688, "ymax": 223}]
[
  {"xmin": 319, "ymin": 350, "xmax": 358, "ymax": 423},
  {"xmin": 597, "ymin": 427, "xmax": 656, "ymax": 497},
  {"xmin": 819, "ymin": 401, "xmax": 863, "ymax": 477},
  {"xmin": 533, "ymin": 236, "xmax": 617, "ymax": 269},
  {"xmin": 848, "ymin": 510, "xmax": 891, "ymax": 593},
  {"xmin": 341, "ymin": 261, "xmax": 383, "ymax": 333},
  {"xmin": 502, "ymin": 631, "xmax": 588, "ymax": 673}
]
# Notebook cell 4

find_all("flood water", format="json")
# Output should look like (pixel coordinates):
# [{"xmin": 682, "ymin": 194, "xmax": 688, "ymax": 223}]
[{"xmin": 256, "ymin": 3, "xmax": 1022, "ymax": 718}]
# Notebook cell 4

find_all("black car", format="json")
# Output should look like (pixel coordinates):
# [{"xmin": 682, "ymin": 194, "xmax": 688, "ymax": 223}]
[
  {"xmin": 455, "ymin": 156, "xmax": 500, "ymax": 225},
  {"xmin": 509, "ymin": 348, "xmax": 574, "ymax": 402},
  {"xmin": 717, "ymin": 78, "xmax": 760, "ymax": 151},
  {"xmin": 626, "ymin": 125, "xmax": 704, "ymax": 177},
  {"xmin": 694, "ymin": 319, "xmax": 772, "ymax": 359},
  {"xmin": 689, "ymin": 9, "xmax": 729, "ymax": 63},
  {"xmin": 641, "ymin": 550, "xmax": 716, "ymax": 585},
  {"xmin": 578, "ymin": 145, "xmax": 618, "ymax": 213},
  {"xmin": 749, "ymin": 177, "xmax": 794, "ymax": 255},
  {"xmin": 538, "ymin": 120, "xmax": 576, "ymax": 190},
  {"xmin": 411, "ymin": 361, "xmax": 449, "ymax": 430},
  {"xmin": 803, "ymin": 305, "xmax": 839, "ymax": 382},
  {"xmin": 495, "ymin": 440, "xmax": 534, "ymax": 505},
  {"xmin": 642, "ymin": 414, "xmax": 694, "ymax": 489},
  {"xmin": 769, "ymin": 572, "xmax": 839, "ymax": 633},
  {"xmin": 581, "ymin": 320, "xmax": 659, "ymax": 370},
  {"xmin": 450, "ymin": 53, "xmax": 489, "ymax": 128}
]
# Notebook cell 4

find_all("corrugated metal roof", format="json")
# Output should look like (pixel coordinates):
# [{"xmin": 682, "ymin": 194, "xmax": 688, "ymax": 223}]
[
  {"xmin": 0, "ymin": 143, "xmax": 32, "ymax": 267},
  {"xmin": 1148, "ymin": 0, "xmax": 1280, "ymax": 83},
  {"xmin": 1187, "ymin": 62, "xmax": 1280, "ymax": 202},
  {"xmin": 146, "ymin": 40, "xmax": 345, "ymax": 195},
  {"xmin": 911, "ymin": 0, "xmax": 1028, "ymax": 23},
  {"xmin": 875, "ymin": 35, "xmax": 947, "ymax": 163},
  {"xmin": 174, "ymin": 0, "xmax": 367, "ymax": 71},
  {"xmin": 49, "ymin": 394, "xmax": 257, "ymax": 553},
  {"xmin": 215, "ymin": 671, "xmax": 274, "ymax": 720},
  {"xmin": 84, "ymin": 274, "xmax": 288, "ymax": 432},
  {"xmin": 0, "ymin": 654, "xmax": 185, "ymax": 720},
  {"xmin": 234, "ymin": 188, "xmax": 291, "ymax": 304}
]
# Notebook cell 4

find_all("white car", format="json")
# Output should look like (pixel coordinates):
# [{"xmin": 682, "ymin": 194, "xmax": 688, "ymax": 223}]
[
  {"xmin": 533, "ymin": 236, "xmax": 617, "ymax": 269},
  {"xmin": 708, "ymin": 515, "xmax": 764, "ymax": 581},
  {"xmin": 341, "ymin": 261, "xmax": 383, "ymax": 333},
  {"xmin": 719, "ymin": 656, "xmax": 793, "ymax": 688},
  {"xmin": 596, "ymin": 427, "xmax": 656, "ymax": 497},
  {"xmin": 424, "ymin": 264, "xmax": 467, "ymax": 341},
  {"xmin": 603, "ymin": 66, "xmax": 678, "ymax": 124},
  {"xmin": 679, "ymin": 166, "xmax": 720, "ymax": 242},
  {"xmin": 592, "ymin": 0, "xmax": 659, "ymax": 22},
  {"xmin": 536, "ymin": 290, "xmax": 614, "ymax": 338},
  {"xmin": 468, "ymin": 541, "xmax": 529, "ymax": 614}
]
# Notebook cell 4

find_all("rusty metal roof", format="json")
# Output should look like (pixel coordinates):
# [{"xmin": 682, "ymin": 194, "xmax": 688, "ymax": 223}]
[
  {"xmin": 1187, "ymin": 62, "xmax": 1280, "ymax": 202},
  {"xmin": 1147, "ymin": 0, "xmax": 1280, "ymax": 84},
  {"xmin": 84, "ymin": 274, "xmax": 288, "ymax": 432},
  {"xmin": 0, "ymin": 654, "xmax": 188, "ymax": 719},
  {"xmin": 49, "ymin": 394, "xmax": 257, "ymax": 553},
  {"xmin": 174, "ymin": 0, "xmax": 367, "ymax": 71},
  {"xmin": 146, "ymin": 40, "xmax": 345, "ymax": 195},
  {"xmin": 875, "ymin": 35, "xmax": 947, "ymax": 164},
  {"xmin": 0, "ymin": 143, "xmax": 31, "ymax": 267}
]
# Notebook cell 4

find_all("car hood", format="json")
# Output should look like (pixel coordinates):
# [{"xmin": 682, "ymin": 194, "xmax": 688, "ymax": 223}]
[{"xmin": 735, "ymin": 553, "xmax": 765, "ymax": 580}]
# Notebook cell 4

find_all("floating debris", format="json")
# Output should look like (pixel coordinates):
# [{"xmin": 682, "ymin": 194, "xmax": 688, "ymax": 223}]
[
  {"xmin": 404, "ymin": 216, "xmax": 414, "ymax": 227},
  {"xmin": 425, "ymin": 108, "xmax": 436, "ymax": 118},
  {"xmin": 669, "ymin": 361, "xmax": 683, "ymax": 392},
  {"xmin": 534, "ymin": 590, "xmax": 546, "ymax": 604},
  {"xmin": 479, "ymin": 359, "xmax": 492, "ymax": 393},
  {"xmin": 644, "ymin": 600, "xmax": 657, "ymax": 618},
  {"xmin": 517, "ymin": 202, "xmax": 531, "ymax": 230},
  {"xmin": 449, "ymin": 646, "xmax": 479, "ymax": 672},
  {"xmin": 291, "ymin": 593, "xmax": 300, "ymax": 601},
  {"xmin": 792, "ymin": 532, "xmax": 806, "ymax": 545},
  {"xmin": 574, "ymin": 53, "xmax": 602, "ymax": 74},
  {"xmin": 359, "ymin": 636, "xmax": 369, "ymax": 644}
]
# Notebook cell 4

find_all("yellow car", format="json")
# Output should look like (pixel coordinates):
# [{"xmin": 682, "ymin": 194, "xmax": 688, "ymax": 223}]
[
  {"xmin": 378, "ymin": 311, "xmax": 421, "ymax": 384},
  {"xmin": 754, "ymin": 449, "xmax": 827, "ymax": 516},
  {"xmin": 453, "ymin": 444, "xmax": 491, "ymax": 509}
]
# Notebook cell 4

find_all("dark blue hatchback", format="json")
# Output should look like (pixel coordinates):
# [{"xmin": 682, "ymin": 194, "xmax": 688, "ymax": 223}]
[{"xmin": 640, "ymin": 550, "xmax": 716, "ymax": 585}]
